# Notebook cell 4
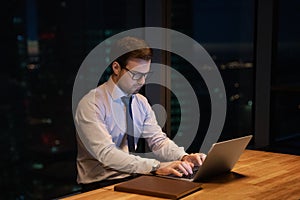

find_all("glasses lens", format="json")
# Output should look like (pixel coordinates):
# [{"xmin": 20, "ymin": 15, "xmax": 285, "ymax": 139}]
[
  {"xmin": 132, "ymin": 73, "xmax": 142, "ymax": 80},
  {"xmin": 132, "ymin": 72, "xmax": 152, "ymax": 80}
]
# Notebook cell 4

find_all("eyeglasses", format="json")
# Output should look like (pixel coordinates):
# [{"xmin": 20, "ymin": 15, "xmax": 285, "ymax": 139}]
[{"xmin": 122, "ymin": 67, "xmax": 152, "ymax": 80}]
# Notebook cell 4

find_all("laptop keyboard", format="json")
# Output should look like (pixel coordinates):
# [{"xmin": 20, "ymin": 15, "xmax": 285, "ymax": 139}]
[{"xmin": 181, "ymin": 166, "xmax": 199, "ymax": 179}]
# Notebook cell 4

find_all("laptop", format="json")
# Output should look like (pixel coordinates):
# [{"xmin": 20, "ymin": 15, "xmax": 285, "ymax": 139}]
[{"xmin": 159, "ymin": 135, "xmax": 253, "ymax": 182}]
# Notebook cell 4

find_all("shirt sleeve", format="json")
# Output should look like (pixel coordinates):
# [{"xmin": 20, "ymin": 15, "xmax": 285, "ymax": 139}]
[
  {"xmin": 135, "ymin": 94, "xmax": 188, "ymax": 162},
  {"xmin": 74, "ymin": 90, "xmax": 158, "ymax": 174}
]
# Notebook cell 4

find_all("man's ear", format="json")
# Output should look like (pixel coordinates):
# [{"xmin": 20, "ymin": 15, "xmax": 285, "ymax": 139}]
[{"xmin": 112, "ymin": 61, "xmax": 121, "ymax": 76}]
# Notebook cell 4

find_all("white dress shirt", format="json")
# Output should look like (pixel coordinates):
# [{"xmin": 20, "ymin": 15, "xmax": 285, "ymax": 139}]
[{"xmin": 74, "ymin": 76, "xmax": 187, "ymax": 184}]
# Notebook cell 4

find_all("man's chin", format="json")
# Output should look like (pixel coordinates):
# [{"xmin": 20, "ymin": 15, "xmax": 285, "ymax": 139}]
[{"xmin": 133, "ymin": 88, "xmax": 141, "ymax": 94}]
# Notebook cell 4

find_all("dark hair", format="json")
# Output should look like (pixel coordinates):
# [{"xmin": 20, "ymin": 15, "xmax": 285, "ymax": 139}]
[{"xmin": 110, "ymin": 36, "xmax": 153, "ymax": 68}]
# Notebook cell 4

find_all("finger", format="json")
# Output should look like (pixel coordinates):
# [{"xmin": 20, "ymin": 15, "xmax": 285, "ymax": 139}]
[
  {"xmin": 192, "ymin": 153, "xmax": 203, "ymax": 166},
  {"xmin": 199, "ymin": 153, "xmax": 207, "ymax": 163},
  {"xmin": 181, "ymin": 161, "xmax": 193, "ymax": 174},
  {"xmin": 177, "ymin": 163, "xmax": 189, "ymax": 175},
  {"xmin": 170, "ymin": 168, "xmax": 183, "ymax": 177},
  {"xmin": 188, "ymin": 161, "xmax": 194, "ymax": 168}
]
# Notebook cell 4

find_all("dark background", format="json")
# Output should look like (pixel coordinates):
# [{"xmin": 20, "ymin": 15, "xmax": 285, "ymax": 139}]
[{"xmin": 1, "ymin": 0, "xmax": 299, "ymax": 199}]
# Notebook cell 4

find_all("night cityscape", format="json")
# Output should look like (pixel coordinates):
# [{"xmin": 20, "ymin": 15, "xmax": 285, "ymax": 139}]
[{"xmin": 1, "ymin": 0, "xmax": 299, "ymax": 199}]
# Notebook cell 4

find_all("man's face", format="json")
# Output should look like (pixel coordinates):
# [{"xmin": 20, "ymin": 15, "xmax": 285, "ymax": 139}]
[{"xmin": 113, "ymin": 58, "xmax": 151, "ymax": 95}]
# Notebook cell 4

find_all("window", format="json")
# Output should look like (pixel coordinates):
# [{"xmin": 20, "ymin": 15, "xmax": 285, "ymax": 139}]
[{"xmin": 170, "ymin": 0, "xmax": 255, "ymax": 152}]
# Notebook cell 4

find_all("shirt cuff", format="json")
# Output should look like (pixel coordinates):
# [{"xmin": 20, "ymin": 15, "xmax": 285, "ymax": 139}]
[{"xmin": 180, "ymin": 153, "xmax": 189, "ymax": 161}]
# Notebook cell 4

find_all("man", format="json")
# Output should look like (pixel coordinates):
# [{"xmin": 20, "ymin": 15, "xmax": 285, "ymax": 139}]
[{"xmin": 74, "ymin": 36, "xmax": 206, "ymax": 192}]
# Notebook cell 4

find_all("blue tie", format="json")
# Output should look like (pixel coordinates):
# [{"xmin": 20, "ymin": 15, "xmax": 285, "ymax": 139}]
[{"xmin": 121, "ymin": 96, "xmax": 135, "ymax": 153}]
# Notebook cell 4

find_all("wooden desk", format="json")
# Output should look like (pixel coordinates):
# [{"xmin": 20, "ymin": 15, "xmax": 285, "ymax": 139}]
[{"xmin": 61, "ymin": 150, "xmax": 300, "ymax": 200}]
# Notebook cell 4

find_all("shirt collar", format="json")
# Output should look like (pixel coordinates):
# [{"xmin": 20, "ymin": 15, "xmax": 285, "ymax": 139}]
[{"xmin": 107, "ymin": 76, "xmax": 133, "ymax": 101}]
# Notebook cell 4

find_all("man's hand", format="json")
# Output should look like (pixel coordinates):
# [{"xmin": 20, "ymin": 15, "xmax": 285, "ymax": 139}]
[
  {"xmin": 181, "ymin": 153, "xmax": 207, "ymax": 166},
  {"xmin": 155, "ymin": 161, "xmax": 194, "ymax": 177}
]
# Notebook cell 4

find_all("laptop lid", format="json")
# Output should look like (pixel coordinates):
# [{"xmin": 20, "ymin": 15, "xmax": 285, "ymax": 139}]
[{"xmin": 192, "ymin": 135, "xmax": 253, "ymax": 181}]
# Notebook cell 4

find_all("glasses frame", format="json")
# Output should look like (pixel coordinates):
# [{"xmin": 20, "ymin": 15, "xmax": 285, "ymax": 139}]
[{"xmin": 122, "ymin": 66, "xmax": 152, "ymax": 80}]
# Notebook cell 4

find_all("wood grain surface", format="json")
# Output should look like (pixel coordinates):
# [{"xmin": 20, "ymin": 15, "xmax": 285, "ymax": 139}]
[{"xmin": 61, "ymin": 150, "xmax": 300, "ymax": 200}]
